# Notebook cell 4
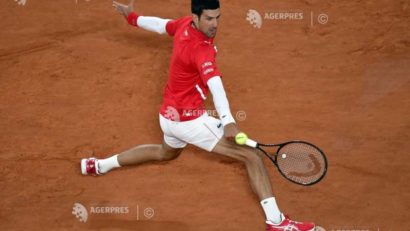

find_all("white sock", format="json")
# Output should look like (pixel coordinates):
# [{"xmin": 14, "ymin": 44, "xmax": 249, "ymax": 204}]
[
  {"xmin": 98, "ymin": 154, "xmax": 121, "ymax": 174},
  {"xmin": 261, "ymin": 197, "xmax": 282, "ymax": 224}
]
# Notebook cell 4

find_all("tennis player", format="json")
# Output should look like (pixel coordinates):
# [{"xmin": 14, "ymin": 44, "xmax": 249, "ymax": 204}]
[{"xmin": 81, "ymin": 1, "xmax": 316, "ymax": 230}]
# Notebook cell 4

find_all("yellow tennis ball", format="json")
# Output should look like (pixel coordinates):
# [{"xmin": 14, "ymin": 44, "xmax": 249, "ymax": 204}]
[{"xmin": 235, "ymin": 132, "xmax": 248, "ymax": 145}]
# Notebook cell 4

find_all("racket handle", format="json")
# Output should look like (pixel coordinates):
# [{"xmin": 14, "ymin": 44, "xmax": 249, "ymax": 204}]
[{"xmin": 245, "ymin": 138, "xmax": 258, "ymax": 148}]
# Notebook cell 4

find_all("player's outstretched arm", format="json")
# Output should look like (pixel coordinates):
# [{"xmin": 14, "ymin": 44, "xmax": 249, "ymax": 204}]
[{"xmin": 112, "ymin": 0, "xmax": 171, "ymax": 35}]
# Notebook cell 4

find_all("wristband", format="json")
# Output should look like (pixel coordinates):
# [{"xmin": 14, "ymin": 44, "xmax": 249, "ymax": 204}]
[{"xmin": 127, "ymin": 12, "xmax": 139, "ymax": 27}]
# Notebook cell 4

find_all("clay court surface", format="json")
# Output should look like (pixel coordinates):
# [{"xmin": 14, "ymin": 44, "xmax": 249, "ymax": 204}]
[{"xmin": 1, "ymin": 0, "xmax": 409, "ymax": 230}]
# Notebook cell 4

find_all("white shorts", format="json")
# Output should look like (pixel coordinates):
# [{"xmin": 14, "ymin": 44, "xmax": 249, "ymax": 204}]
[{"xmin": 159, "ymin": 113, "xmax": 224, "ymax": 152}]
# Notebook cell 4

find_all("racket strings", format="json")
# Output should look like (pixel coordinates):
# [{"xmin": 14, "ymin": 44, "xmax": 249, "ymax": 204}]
[{"xmin": 276, "ymin": 142, "xmax": 326, "ymax": 185}]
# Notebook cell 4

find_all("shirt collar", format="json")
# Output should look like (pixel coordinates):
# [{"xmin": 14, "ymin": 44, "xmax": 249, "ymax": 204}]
[{"xmin": 188, "ymin": 21, "xmax": 214, "ymax": 44}]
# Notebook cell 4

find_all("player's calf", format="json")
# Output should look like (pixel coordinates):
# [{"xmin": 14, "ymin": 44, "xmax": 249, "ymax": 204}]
[{"xmin": 80, "ymin": 142, "xmax": 184, "ymax": 176}]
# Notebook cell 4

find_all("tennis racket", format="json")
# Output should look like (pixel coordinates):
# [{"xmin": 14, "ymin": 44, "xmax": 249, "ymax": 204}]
[{"xmin": 242, "ymin": 138, "xmax": 327, "ymax": 186}]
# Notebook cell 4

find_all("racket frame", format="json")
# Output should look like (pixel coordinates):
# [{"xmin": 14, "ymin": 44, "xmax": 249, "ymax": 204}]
[{"xmin": 247, "ymin": 139, "xmax": 328, "ymax": 186}]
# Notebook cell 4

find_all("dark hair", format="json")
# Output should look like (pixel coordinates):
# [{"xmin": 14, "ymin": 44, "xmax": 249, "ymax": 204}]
[{"xmin": 191, "ymin": 0, "xmax": 220, "ymax": 18}]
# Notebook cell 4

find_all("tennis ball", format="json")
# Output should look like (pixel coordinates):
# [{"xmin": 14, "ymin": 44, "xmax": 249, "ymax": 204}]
[{"xmin": 235, "ymin": 132, "xmax": 248, "ymax": 145}]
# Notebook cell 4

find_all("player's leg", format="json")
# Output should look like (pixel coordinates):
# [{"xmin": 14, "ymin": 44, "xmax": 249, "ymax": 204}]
[
  {"xmin": 116, "ymin": 140, "xmax": 183, "ymax": 166},
  {"xmin": 81, "ymin": 141, "xmax": 183, "ymax": 175},
  {"xmin": 183, "ymin": 114, "xmax": 315, "ymax": 230},
  {"xmin": 103, "ymin": 140, "xmax": 183, "ymax": 172},
  {"xmin": 178, "ymin": 115, "xmax": 273, "ymax": 200},
  {"xmin": 211, "ymin": 138, "xmax": 286, "ymax": 224},
  {"xmin": 81, "ymin": 114, "xmax": 187, "ymax": 175},
  {"xmin": 171, "ymin": 114, "xmax": 280, "ymax": 223},
  {"xmin": 212, "ymin": 138, "xmax": 273, "ymax": 200}
]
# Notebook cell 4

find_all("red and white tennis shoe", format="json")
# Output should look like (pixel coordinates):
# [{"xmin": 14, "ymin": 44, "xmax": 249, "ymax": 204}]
[
  {"xmin": 266, "ymin": 214, "xmax": 315, "ymax": 231},
  {"xmin": 81, "ymin": 158, "xmax": 102, "ymax": 176}
]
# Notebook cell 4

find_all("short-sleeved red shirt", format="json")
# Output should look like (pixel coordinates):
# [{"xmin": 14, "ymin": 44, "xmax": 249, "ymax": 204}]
[{"xmin": 159, "ymin": 16, "xmax": 221, "ymax": 121}]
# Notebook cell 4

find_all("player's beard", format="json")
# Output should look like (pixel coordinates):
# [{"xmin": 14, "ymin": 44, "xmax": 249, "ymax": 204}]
[{"xmin": 207, "ymin": 28, "xmax": 217, "ymax": 38}]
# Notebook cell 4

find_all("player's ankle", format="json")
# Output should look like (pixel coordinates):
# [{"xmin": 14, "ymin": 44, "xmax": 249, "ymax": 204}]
[{"xmin": 98, "ymin": 154, "xmax": 121, "ymax": 173}]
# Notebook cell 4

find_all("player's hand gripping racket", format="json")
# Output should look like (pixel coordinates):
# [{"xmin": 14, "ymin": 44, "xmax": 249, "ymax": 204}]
[{"xmin": 235, "ymin": 133, "xmax": 327, "ymax": 186}]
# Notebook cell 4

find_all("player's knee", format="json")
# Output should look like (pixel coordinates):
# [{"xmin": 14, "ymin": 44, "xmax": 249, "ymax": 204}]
[
  {"xmin": 160, "ymin": 149, "xmax": 182, "ymax": 161},
  {"xmin": 242, "ymin": 149, "xmax": 264, "ymax": 166}
]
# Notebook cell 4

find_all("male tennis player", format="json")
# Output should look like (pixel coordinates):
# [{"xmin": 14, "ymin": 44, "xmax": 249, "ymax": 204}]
[{"xmin": 81, "ymin": 1, "xmax": 316, "ymax": 230}]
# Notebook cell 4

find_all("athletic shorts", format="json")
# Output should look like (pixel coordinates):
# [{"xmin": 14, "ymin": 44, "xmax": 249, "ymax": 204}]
[{"xmin": 159, "ymin": 113, "xmax": 224, "ymax": 152}]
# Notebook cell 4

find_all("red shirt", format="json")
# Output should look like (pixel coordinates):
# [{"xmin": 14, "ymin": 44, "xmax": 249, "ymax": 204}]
[{"xmin": 159, "ymin": 16, "xmax": 222, "ymax": 121}]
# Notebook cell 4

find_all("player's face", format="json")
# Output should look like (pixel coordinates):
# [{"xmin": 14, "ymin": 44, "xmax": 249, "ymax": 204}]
[{"xmin": 194, "ymin": 9, "xmax": 221, "ymax": 38}]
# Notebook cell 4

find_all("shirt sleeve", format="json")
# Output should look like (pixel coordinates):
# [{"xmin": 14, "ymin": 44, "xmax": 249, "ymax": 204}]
[
  {"xmin": 165, "ymin": 16, "xmax": 191, "ymax": 36},
  {"xmin": 208, "ymin": 77, "xmax": 236, "ymax": 126},
  {"xmin": 137, "ymin": 16, "xmax": 171, "ymax": 34},
  {"xmin": 195, "ymin": 44, "xmax": 222, "ymax": 85},
  {"xmin": 127, "ymin": 12, "xmax": 170, "ymax": 35}
]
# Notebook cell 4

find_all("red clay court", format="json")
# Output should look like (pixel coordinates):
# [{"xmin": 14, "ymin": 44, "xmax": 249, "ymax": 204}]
[{"xmin": 1, "ymin": 0, "xmax": 409, "ymax": 230}]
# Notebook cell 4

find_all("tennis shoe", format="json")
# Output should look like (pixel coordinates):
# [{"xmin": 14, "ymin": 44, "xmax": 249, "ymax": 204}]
[
  {"xmin": 266, "ymin": 214, "xmax": 315, "ymax": 231},
  {"xmin": 81, "ymin": 157, "xmax": 102, "ymax": 176}
]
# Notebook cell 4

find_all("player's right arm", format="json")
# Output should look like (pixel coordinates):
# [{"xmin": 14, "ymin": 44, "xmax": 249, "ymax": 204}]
[
  {"xmin": 112, "ymin": 0, "xmax": 182, "ymax": 35},
  {"xmin": 207, "ymin": 77, "xmax": 241, "ymax": 142},
  {"xmin": 194, "ymin": 44, "xmax": 241, "ymax": 142}
]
